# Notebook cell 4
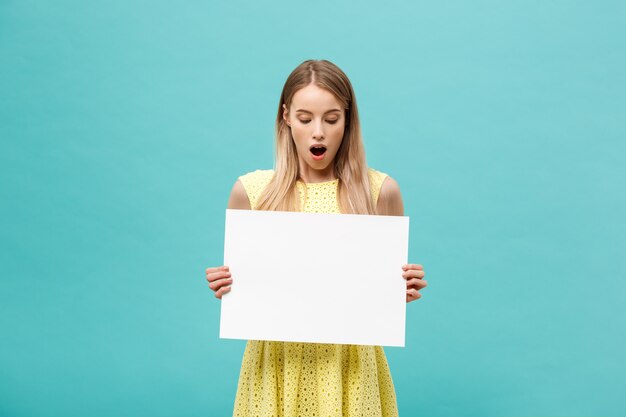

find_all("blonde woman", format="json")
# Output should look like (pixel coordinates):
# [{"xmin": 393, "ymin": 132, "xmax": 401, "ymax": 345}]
[{"xmin": 206, "ymin": 59, "xmax": 428, "ymax": 417}]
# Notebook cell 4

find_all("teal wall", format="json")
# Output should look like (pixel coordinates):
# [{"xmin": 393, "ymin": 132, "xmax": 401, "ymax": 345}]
[{"xmin": 1, "ymin": 1, "xmax": 624, "ymax": 416}]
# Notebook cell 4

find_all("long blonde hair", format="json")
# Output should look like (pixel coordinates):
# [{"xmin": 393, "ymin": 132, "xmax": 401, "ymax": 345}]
[{"xmin": 256, "ymin": 59, "xmax": 376, "ymax": 215}]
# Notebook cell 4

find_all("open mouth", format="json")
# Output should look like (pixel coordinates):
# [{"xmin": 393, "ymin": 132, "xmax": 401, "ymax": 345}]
[{"xmin": 310, "ymin": 145, "xmax": 327, "ymax": 156}]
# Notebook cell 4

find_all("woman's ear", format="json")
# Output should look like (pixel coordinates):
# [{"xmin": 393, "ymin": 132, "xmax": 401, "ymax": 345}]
[{"xmin": 282, "ymin": 104, "xmax": 290, "ymax": 126}]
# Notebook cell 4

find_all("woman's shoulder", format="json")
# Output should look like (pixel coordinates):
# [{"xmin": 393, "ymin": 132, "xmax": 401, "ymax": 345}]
[
  {"xmin": 369, "ymin": 168, "xmax": 403, "ymax": 215},
  {"xmin": 238, "ymin": 168, "xmax": 275, "ymax": 183},
  {"xmin": 367, "ymin": 167, "xmax": 404, "ymax": 215},
  {"xmin": 237, "ymin": 169, "xmax": 275, "ymax": 208},
  {"xmin": 367, "ymin": 167, "xmax": 389, "ymax": 183}
]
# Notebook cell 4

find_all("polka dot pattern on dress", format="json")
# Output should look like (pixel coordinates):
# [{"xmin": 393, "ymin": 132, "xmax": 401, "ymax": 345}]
[{"xmin": 232, "ymin": 342, "xmax": 398, "ymax": 417}]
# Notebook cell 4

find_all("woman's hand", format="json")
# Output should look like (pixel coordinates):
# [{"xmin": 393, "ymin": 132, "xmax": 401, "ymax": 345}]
[
  {"xmin": 402, "ymin": 263, "xmax": 427, "ymax": 303},
  {"xmin": 206, "ymin": 266, "xmax": 232, "ymax": 299}
]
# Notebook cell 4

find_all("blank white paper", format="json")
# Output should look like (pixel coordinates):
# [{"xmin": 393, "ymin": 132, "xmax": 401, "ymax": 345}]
[{"xmin": 219, "ymin": 209, "xmax": 409, "ymax": 347}]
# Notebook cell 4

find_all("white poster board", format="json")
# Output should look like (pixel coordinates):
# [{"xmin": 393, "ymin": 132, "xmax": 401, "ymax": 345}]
[{"xmin": 219, "ymin": 209, "xmax": 409, "ymax": 346}]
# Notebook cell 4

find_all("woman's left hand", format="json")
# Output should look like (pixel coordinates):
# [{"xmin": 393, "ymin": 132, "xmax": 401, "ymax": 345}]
[{"xmin": 402, "ymin": 263, "xmax": 427, "ymax": 303}]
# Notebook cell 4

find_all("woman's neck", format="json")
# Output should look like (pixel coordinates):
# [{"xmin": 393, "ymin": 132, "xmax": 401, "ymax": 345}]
[{"xmin": 297, "ymin": 163, "xmax": 336, "ymax": 184}]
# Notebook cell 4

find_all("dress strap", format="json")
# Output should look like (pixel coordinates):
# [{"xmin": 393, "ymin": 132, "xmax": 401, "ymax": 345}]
[{"xmin": 367, "ymin": 168, "xmax": 389, "ymax": 207}]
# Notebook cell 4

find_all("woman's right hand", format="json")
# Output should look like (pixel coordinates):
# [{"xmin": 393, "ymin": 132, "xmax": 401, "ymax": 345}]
[{"xmin": 206, "ymin": 266, "xmax": 232, "ymax": 299}]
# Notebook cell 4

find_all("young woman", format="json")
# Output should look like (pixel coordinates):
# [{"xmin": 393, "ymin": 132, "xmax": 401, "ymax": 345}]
[{"xmin": 206, "ymin": 59, "xmax": 428, "ymax": 417}]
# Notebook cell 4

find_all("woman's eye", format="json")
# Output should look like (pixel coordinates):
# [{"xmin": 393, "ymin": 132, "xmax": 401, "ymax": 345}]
[{"xmin": 298, "ymin": 119, "xmax": 338, "ymax": 124}]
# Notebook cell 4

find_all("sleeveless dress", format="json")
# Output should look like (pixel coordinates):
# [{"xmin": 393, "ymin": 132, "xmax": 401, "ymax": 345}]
[{"xmin": 232, "ymin": 167, "xmax": 399, "ymax": 417}]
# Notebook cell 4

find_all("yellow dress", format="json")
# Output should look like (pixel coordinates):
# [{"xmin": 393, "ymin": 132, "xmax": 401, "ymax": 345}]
[{"xmin": 232, "ymin": 168, "xmax": 399, "ymax": 417}]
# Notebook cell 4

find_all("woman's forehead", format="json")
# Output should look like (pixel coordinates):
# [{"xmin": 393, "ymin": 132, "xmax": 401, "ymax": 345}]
[{"xmin": 290, "ymin": 85, "xmax": 343, "ymax": 113}]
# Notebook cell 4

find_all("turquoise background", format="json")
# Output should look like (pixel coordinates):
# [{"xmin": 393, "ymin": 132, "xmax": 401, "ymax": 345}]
[{"xmin": 1, "ymin": 0, "xmax": 624, "ymax": 416}]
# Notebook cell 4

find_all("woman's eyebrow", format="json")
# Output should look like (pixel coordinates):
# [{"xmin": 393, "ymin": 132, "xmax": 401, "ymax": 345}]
[{"xmin": 295, "ymin": 109, "xmax": 342, "ymax": 114}]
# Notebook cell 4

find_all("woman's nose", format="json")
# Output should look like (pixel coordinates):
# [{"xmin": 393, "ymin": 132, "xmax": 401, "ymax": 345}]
[{"xmin": 312, "ymin": 120, "xmax": 324, "ymax": 139}]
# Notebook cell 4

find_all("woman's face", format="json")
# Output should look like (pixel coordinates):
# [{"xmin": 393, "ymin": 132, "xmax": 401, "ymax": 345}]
[{"xmin": 283, "ymin": 84, "xmax": 346, "ymax": 178}]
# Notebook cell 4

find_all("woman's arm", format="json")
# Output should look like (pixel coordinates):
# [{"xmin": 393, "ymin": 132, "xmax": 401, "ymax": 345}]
[
  {"xmin": 376, "ymin": 176, "xmax": 427, "ymax": 303},
  {"xmin": 206, "ymin": 179, "xmax": 251, "ymax": 299}
]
